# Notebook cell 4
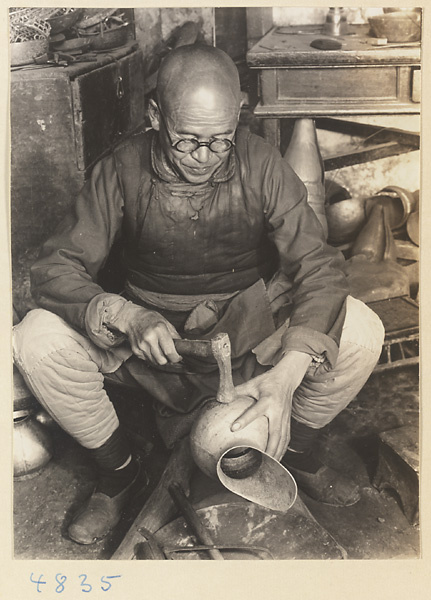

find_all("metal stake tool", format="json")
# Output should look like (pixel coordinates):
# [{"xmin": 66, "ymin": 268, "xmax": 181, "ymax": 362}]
[{"xmin": 168, "ymin": 482, "xmax": 224, "ymax": 560}]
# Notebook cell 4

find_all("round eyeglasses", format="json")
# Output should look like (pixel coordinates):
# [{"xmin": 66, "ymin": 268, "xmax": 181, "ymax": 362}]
[
  {"xmin": 172, "ymin": 138, "xmax": 235, "ymax": 154},
  {"xmin": 158, "ymin": 109, "xmax": 236, "ymax": 154}
]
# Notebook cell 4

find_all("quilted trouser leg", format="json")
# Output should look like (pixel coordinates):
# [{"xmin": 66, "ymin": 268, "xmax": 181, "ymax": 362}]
[
  {"xmin": 13, "ymin": 308, "xmax": 127, "ymax": 449},
  {"xmin": 291, "ymin": 295, "xmax": 385, "ymax": 429},
  {"xmin": 282, "ymin": 297, "xmax": 385, "ymax": 506}
]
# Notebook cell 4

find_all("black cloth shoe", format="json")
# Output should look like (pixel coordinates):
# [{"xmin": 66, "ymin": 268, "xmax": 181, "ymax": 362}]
[
  {"xmin": 68, "ymin": 458, "xmax": 148, "ymax": 545},
  {"xmin": 281, "ymin": 461, "xmax": 361, "ymax": 507}
]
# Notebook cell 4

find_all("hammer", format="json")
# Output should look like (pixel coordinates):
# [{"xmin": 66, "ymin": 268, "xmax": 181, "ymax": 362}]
[{"xmin": 174, "ymin": 333, "xmax": 236, "ymax": 405}]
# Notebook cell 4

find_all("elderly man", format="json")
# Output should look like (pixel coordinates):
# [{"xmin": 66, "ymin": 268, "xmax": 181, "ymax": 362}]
[{"xmin": 13, "ymin": 44, "xmax": 384, "ymax": 545}]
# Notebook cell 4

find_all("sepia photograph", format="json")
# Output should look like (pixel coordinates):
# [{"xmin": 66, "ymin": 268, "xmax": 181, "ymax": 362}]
[{"xmin": 8, "ymin": 3, "xmax": 423, "ymax": 576}]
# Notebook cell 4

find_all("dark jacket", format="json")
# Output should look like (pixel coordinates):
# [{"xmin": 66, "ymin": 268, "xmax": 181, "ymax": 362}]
[{"xmin": 31, "ymin": 127, "xmax": 349, "ymax": 368}]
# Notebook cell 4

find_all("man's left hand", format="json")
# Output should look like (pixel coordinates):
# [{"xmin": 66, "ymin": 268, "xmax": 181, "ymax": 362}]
[{"xmin": 231, "ymin": 351, "xmax": 312, "ymax": 461}]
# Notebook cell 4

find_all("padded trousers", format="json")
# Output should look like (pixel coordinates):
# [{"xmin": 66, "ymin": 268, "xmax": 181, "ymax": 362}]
[{"xmin": 13, "ymin": 296, "xmax": 384, "ymax": 450}]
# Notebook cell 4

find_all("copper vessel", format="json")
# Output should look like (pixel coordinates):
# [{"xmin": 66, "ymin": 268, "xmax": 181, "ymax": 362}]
[
  {"xmin": 14, "ymin": 410, "xmax": 53, "ymax": 480},
  {"xmin": 13, "ymin": 367, "xmax": 53, "ymax": 480},
  {"xmin": 190, "ymin": 396, "xmax": 297, "ymax": 513}
]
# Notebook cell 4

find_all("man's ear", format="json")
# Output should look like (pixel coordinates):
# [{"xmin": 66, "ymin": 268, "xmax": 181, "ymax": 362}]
[{"xmin": 148, "ymin": 99, "xmax": 161, "ymax": 131}]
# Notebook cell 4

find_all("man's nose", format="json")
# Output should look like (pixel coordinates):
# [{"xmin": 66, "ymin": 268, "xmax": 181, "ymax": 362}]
[{"xmin": 191, "ymin": 145, "xmax": 211, "ymax": 164}]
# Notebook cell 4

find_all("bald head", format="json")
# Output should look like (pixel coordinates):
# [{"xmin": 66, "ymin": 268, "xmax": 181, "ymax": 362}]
[{"xmin": 156, "ymin": 44, "xmax": 242, "ymax": 121}]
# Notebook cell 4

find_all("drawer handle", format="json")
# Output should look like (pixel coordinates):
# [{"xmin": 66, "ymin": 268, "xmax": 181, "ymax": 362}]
[{"xmin": 116, "ymin": 76, "xmax": 124, "ymax": 99}]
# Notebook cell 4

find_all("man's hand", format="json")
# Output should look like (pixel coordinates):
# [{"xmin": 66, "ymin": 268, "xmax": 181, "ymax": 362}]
[
  {"xmin": 231, "ymin": 351, "xmax": 312, "ymax": 461},
  {"xmin": 112, "ymin": 302, "xmax": 182, "ymax": 366}
]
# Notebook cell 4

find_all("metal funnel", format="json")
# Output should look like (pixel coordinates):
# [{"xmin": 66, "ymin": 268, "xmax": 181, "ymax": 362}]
[{"xmin": 217, "ymin": 445, "xmax": 297, "ymax": 513}]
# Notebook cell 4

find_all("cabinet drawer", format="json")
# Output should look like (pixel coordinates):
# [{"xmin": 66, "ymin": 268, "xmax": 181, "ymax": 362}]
[
  {"xmin": 259, "ymin": 64, "xmax": 418, "ymax": 114},
  {"xmin": 72, "ymin": 49, "xmax": 145, "ymax": 170}
]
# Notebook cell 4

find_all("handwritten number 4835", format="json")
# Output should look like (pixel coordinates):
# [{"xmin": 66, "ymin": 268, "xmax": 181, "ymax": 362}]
[{"xmin": 30, "ymin": 573, "xmax": 121, "ymax": 593}]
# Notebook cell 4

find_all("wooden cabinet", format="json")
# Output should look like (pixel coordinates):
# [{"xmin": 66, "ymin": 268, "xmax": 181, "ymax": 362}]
[
  {"xmin": 11, "ymin": 43, "xmax": 146, "ymax": 259},
  {"xmin": 10, "ymin": 42, "xmax": 146, "ymax": 314}
]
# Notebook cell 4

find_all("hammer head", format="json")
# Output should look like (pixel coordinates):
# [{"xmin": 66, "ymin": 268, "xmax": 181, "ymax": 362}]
[{"xmin": 174, "ymin": 333, "xmax": 235, "ymax": 404}]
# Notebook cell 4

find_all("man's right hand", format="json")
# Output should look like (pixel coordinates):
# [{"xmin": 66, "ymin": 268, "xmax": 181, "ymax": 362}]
[{"xmin": 113, "ymin": 302, "xmax": 182, "ymax": 366}]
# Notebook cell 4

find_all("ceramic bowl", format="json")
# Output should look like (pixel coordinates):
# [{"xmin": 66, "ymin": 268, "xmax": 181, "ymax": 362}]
[
  {"xmin": 82, "ymin": 26, "xmax": 129, "ymax": 51},
  {"xmin": 368, "ymin": 11, "xmax": 421, "ymax": 43},
  {"xmin": 52, "ymin": 37, "xmax": 92, "ymax": 54}
]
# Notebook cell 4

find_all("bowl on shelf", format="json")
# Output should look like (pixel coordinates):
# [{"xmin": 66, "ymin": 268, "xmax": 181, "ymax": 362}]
[
  {"xmin": 368, "ymin": 10, "xmax": 421, "ymax": 43},
  {"xmin": 51, "ymin": 37, "xmax": 93, "ymax": 54},
  {"xmin": 83, "ymin": 25, "xmax": 129, "ymax": 51},
  {"xmin": 383, "ymin": 7, "xmax": 422, "ymax": 14}
]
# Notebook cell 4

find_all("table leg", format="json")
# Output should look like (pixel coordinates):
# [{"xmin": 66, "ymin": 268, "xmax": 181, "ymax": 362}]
[{"xmin": 262, "ymin": 118, "xmax": 281, "ymax": 149}]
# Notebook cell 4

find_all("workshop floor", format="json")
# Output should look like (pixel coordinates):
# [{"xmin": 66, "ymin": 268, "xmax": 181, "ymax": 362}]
[{"xmin": 13, "ymin": 365, "xmax": 420, "ymax": 560}]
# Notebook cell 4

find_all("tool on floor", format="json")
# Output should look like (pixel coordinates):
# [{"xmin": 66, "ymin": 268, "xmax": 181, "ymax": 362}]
[
  {"xmin": 134, "ymin": 528, "xmax": 166, "ymax": 560},
  {"xmin": 169, "ymin": 482, "xmax": 224, "ymax": 560}
]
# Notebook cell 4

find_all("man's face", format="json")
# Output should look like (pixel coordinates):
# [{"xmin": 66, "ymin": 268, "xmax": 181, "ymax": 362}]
[{"xmin": 155, "ymin": 88, "xmax": 240, "ymax": 184}]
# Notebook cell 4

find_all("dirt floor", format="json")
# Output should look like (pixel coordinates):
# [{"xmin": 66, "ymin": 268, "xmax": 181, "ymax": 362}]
[{"xmin": 13, "ymin": 365, "xmax": 420, "ymax": 560}]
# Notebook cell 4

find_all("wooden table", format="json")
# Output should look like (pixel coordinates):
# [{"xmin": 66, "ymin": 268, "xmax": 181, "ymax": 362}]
[{"xmin": 247, "ymin": 25, "xmax": 421, "ymax": 149}]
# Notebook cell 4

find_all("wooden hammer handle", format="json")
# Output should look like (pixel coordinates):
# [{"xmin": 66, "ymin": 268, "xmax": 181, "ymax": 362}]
[{"xmin": 210, "ymin": 333, "xmax": 236, "ymax": 404}]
